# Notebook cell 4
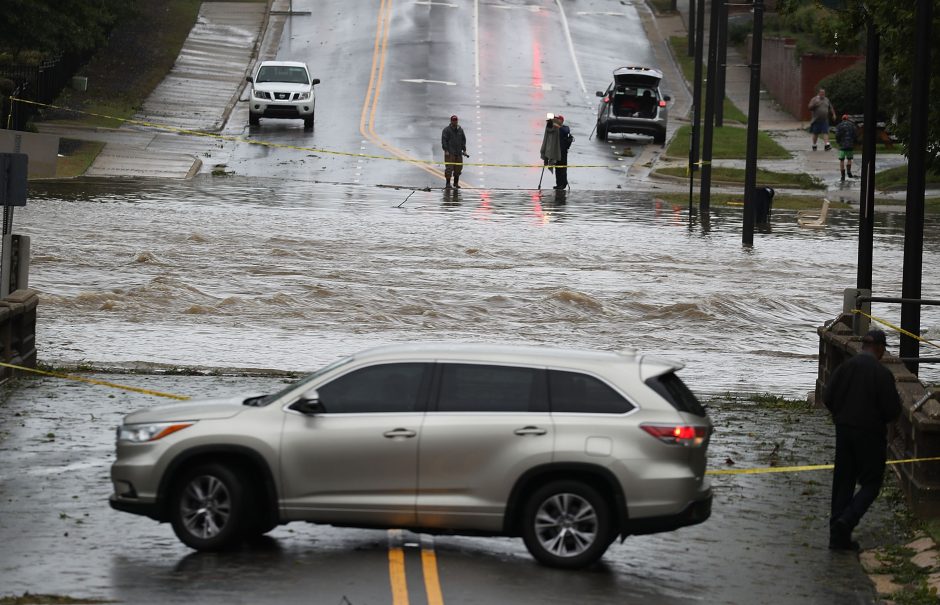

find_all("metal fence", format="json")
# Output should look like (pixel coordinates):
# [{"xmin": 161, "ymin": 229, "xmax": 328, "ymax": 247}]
[{"xmin": 0, "ymin": 52, "xmax": 88, "ymax": 131}]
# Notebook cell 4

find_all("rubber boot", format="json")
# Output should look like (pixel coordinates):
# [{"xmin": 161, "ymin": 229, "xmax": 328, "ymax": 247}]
[
  {"xmin": 445, "ymin": 177, "xmax": 451, "ymax": 189},
  {"xmin": 454, "ymin": 176, "xmax": 460, "ymax": 189},
  {"xmin": 847, "ymin": 169, "xmax": 855, "ymax": 179},
  {"xmin": 840, "ymin": 170, "xmax": 846, "ymax": 182}
]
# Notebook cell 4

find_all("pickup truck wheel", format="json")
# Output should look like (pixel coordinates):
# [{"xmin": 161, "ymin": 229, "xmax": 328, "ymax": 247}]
[
  {"xmin": 303, "ymin": 115, "xmax": 314, "ymax": 130},
  {"xmin": 596, "ymin": 123, "xmax": 608, "ymax": 142},
  {"xmin": 170, "ymin": 463, "xmax": 248, "ymax": 551},
  {"xmin": 249, "ymin": 114, "xmax": 260, "ymax": 126},
  {"xmin": 654, "ymin": 130, "xmax": 666, "ymax": 145},
  {"xmin": 522, "ymin": 480, "xmax": 612, "ymax": 569}
]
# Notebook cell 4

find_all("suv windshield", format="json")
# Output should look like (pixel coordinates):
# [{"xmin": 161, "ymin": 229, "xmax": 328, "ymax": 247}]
[
  {"xmin": 256, "ymin": 66, "xmax": 309, "ymax": 84},
  {"xmin": 255, "ymin": 356, "xmax": 355, "ymax": 406}
]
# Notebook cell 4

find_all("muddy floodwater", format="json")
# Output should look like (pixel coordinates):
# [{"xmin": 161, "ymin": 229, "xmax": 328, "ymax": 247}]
[{"xmin": 19, "ymin": 178, "xmax": 940, "ymax": 397}]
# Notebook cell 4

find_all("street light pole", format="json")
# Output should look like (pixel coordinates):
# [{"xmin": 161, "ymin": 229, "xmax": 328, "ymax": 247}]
[{"xmin": 742, "ymin": 0, "xmax": 764, "ymax": 247}]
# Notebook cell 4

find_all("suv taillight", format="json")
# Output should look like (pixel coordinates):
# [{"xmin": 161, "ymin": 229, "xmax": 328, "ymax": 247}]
[{"xmin": 641, "ymin": 424, "xmax": 708, "ymax": 447}]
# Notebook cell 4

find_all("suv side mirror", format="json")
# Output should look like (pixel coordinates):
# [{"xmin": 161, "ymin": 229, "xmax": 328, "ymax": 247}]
[
  {"xmin": 246, "ymin": 76, "xmax": 253, "ymax": 83},
  {"xmin": 312, "ymin": 78, "xmax": 321, "ymax": 86},
  {"xmin": 290, "ymin": 390, "xmax": 325, "ymax": 415},
  {"xmin": 595, "ymin": 91, "xmax": 605, "ymax": 97}
]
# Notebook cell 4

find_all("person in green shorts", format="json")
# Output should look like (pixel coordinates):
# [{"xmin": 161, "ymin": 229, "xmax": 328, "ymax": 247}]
[{"xmin": 835, "ymin": 114, "xmax": 859, "ymax": 182}]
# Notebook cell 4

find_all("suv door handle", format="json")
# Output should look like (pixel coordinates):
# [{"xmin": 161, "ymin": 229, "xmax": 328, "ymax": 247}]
[
  {"xmin": 514, "ymin": 426, "xmax": 547, "ymax": 436},
  {"xmin": 383, "ymin": 428, "xmax": 417, "ymax": 439}
]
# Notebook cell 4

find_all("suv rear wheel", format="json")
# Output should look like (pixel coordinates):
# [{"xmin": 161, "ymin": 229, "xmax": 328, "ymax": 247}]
[
  {"xmin": 170, "ymin": 463, "xmax": 248, "ymax": 551},
  {"xmin": 521, "ymin": 480, "xmax": 613, "ymax": 569}
]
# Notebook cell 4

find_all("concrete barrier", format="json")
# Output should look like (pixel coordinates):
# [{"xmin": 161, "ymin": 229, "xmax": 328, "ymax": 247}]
[
  {"xmin": 816, "ymin": 314, "xmax": 940, "ymax": 517},
  {"xmin": 0, "ymin": 288, "xmax": 37, "ymax": 381}
]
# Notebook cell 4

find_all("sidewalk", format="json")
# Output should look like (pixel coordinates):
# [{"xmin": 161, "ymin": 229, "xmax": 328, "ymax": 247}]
[{"xmin": 35, "ymin": 1, "xmax": 271, "ymax": 179}]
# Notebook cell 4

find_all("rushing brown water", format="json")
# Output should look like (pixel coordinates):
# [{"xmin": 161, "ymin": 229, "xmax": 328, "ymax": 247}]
[{"xmin": 19, "ymin": 177, "xmax": 940, "ymax": 398}]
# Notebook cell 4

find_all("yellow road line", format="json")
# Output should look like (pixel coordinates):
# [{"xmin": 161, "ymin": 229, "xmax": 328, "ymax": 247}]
[
  {"xmin": 387, "ymin": 529, "xmax": 411, "ymax": 605},
  {"xmin": 421, "ymin": 535, "xmax": 445, "ymax": 605},
  {"xmin": 360, "ymin": 0, "xmax": 466, "ymax": 185},
  {"xmin": 0, "ymin": 361, "xmax": 190, "ymax": 400}
]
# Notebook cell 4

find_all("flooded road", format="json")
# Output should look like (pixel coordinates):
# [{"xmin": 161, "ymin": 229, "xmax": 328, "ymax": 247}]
[{"xmin": 20, "ymin": 178, "xmax": 940, "ymax": 398}]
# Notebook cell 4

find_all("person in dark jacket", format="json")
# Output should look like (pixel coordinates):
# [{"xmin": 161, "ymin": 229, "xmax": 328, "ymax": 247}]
[
  {"xmin": 824, "ymin": 329, "xmax": 902, "ymax": 551},
  {"xmin": 835, "ymin": 115, "xmax": 859, "ymax": 182},
  {"xmin": 442, "ymin": 115, "xmax": 467, "ymax": 189},
  {"xmin": 554, "ymin": 115, "xmax": 574, "ymax": 190}
]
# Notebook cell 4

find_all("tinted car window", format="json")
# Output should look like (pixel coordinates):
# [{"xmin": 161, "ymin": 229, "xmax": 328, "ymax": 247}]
[
  {"xmin": 645, "ymin": 372, "xmax": 707, "ymax": 417},
  {"xmin": 436, "ymin": 364, "xmax": 547, "ymax": 413},
  {"xmin": 317, "ymin": 363, "xmax": 428, "ymax": 413},
  {"xmin": 549, "ymin": 370, "xmax": 635, "ymax": 414}
]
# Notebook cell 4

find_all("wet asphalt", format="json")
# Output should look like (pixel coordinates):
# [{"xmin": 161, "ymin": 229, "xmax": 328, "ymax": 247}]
[{"xmin": 0, "ymin": 372, "xmax": 905, "ymax": 604}]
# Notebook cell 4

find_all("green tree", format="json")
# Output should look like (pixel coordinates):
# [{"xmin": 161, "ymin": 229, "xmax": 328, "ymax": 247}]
[{"xmin": 0, "ymin": 0, "xmax": 131, "ymax": 61}]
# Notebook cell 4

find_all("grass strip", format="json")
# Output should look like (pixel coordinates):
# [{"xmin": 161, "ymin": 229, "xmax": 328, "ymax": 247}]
[
  {"xmin": 655, "ymin": 165, "xmax": 824, "ymax": 189},
  {"xmin": 55, "ymin": 139, "xmax": 104, "ymax": 178},
  {"xmin": 666, "ymin": 124, "xmax": 790, "ymax": 159}
]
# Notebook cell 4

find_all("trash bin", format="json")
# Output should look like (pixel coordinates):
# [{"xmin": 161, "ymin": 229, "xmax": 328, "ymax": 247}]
[{"xmin": 755, "ymin": 186, "xmax": 775, "ymax": 224}]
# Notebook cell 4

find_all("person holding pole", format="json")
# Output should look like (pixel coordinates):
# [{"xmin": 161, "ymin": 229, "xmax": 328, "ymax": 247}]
[
  {"xmin": 539, "ymin": 114, "xmax": 561, "ymax": 189},
  {"xmin": 442, "ymin": 115, "xmax": 467, "ymax": 189}
]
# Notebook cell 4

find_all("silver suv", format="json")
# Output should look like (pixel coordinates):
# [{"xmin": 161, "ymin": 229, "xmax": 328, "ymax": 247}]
[
  {"xmin": 110, "ymin": 343, "xmax": 712, "ymax": 569},
  {"xmin": 246, "ymin": 60, "xmax": 319, "ymax": 129},
  {"xmin": 595, "ymin": 66, "xmax": 671, "ymax": 144}
]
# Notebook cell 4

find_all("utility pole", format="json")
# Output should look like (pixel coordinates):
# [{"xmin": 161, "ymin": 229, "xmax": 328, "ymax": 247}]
[
  {"xmin": 900, "ymin": 0, "xmax": 932, "ymax": 374},
  {"xmin": 856, "ymin": 17, "xmax": 878, "ymax": 293},
  {"xmin": 742, "ymin": 0, "xmax": 764, "ymax": 247},
  {"xmin": 715, "ymin": 0, "xmax": 728, "ymax": 127},
  {"xmin": 689, "ymin": 0, "xmax": 706, "ymax": 206},
  {"xmin": 700, "ymin": 0, "xmax": 722, "ymax": 213}
]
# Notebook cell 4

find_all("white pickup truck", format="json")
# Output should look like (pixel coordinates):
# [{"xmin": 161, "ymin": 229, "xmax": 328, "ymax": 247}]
[{"xmin": 246, "ymin": 60, "xmax": 320, "ymax": 130}]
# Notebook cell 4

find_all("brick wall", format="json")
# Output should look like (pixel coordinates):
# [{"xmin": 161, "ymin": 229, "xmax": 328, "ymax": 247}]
[{"xmin": 748, "ymin": 35, "xmax": 862, "ymax": 122}]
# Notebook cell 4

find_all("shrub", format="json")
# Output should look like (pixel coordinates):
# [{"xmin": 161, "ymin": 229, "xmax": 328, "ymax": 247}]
[{"xmin": 818, "ymin": 62, "xmax": 891, "ymax": 120}]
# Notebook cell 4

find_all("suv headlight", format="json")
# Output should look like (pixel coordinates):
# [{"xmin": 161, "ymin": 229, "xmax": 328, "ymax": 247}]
[
  {"xmin": 117, "ymin": 422, "xmax": 193, "ymax": 443},
  {"xmin": 296, "ymin": 91, "xmax": 310, "ymax": 100}
]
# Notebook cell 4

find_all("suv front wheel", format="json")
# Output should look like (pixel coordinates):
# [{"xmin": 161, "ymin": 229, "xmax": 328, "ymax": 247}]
[
  {"xmin": 169, "ymin": 463, "xmax": 249, "ymax": 551},
  {"xmin": 521, "ymin": 480, "xmax": 613, "ymax": 569}
]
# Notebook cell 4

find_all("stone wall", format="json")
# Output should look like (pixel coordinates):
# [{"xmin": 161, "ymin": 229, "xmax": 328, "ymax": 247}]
[
  {"xmin": 0, "ymin": 288, "xmax": 38, "ymax": 381},
  {"xmin": 817, "ymin": 315, "xmax": 940, "ymax": 518}
]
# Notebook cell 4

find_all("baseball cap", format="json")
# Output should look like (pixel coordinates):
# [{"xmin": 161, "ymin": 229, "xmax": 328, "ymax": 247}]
[
  {"xmin": 450, "ymin": 115, "xmax": 458, "ymax": 121},
  {"xmin": 862, "ymin": 329, "xmax": 887, "ymax": 347},
  {"xmin": 556, "ymin": 115, "xmax": 564, "ymax": 122},
  {"xmin": 842, "ymin": 114, "xmax": 849, "ymax": 120}
]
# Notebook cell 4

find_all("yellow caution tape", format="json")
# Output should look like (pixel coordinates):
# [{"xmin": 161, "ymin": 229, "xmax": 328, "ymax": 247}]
[
  {"xmin": 852, "ymin": 308, "xmax": 940, "ymax": 350},
  {"xmin": 12, "ymin": 97, "xmax": 619, "ymax": 169},
  {"xmin": 0, "ymin": 360, "xmax": 190, "ymax": 400},
  {"xmin": 708, "ymin": 455, "xmax": 940, "ymax": 476}
]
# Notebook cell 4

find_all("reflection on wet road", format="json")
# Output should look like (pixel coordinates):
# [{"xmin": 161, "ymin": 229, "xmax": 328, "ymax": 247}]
[{"xmin": 20, "ymin": 178, "xmax": 940, "ymax": 398}]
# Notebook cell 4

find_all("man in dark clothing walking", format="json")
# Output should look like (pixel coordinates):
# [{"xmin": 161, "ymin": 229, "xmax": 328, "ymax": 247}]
[
  {"xmin": 825, "ymin": 329, "xmax": 902, "ymax": 551},
  {"xmin": 441, "ymin": 115, "xmax": 467, "ymax": 189},
  {"xmin": 555, "ymin": 115, "xmax": 574, "ymax": 189}
]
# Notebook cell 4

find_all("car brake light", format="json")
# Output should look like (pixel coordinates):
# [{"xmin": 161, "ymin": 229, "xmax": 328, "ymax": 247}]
[
  {"xmin": 658, "ymin": 100, "xmax": 666, "ymax": 107},
  {"xmin": 603, "ymin": 96, "xmax": 610, "ymax": 103},
  {"xmin": 641, "ymin": 424, "xmax": 707, "ymax": 447}
]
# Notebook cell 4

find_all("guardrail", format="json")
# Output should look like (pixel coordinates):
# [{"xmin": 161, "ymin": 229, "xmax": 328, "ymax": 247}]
[{"xmin": 0, "ymin": 288, "xmax": 37, "ymax": 382}]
